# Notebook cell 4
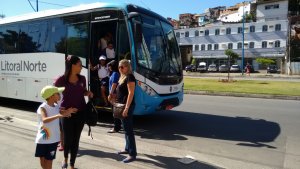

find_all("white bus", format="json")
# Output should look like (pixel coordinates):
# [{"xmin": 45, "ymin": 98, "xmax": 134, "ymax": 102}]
[{"xmin": 0, "ymin": 3, "xmax": 183, "ymax": 115}]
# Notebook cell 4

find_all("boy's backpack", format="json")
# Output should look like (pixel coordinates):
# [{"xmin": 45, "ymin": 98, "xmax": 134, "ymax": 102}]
[{"xmin": 85, "ymin": 101, "xmax": 98, "ymax": 139}]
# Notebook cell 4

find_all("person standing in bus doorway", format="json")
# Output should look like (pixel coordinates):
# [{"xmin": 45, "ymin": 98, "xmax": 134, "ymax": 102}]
[
  {"xmin": 116, "ymin": 59, "xmax": 137, "ymax": 163},
  {"xmin": 107, "ymin": 60, "xmax": 122, "ymax": 133},
  {"xmin": 54, "ymin": 55, "xmax": 93, "ymax": 169},
  {"xmin": 90, "ymin": 55, "xmax": 109, "ymax": 106},
  {"xmin": 35, "ymin": 85, "xmax": 77, "ymax": 169},
  {"xmin": 102, "ymin": 42, "xmax": 116, "ymax": 62},
  {"xmin": 98, "ymin": 32, "xmax": 113, "ymax": 51}
]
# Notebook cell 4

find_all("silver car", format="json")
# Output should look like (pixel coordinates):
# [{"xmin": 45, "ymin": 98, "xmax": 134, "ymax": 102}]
[
  {"xmin": 208, "ymin": 64, "xmax": 218, "ymax": 72},
  {"xmin": 230, "ymin": 65, "xmax": 241, "ymax": 72},
  {"xmin": 219, "ymin": 65, "xmax": 229, "ymax": 72}
]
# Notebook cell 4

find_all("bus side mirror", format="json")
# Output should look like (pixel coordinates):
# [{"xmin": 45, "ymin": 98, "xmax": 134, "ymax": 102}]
[
  {"xmin": 128, "ymin": 12, "xmax": 140, "ymax": 20},
  {"xmin": 135, "ymin": 23, "xmax": 142, "ymax": 44}
]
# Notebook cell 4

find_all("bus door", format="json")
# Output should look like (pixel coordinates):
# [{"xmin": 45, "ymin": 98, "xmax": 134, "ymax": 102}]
[{"xmin": 90, "ymin": 11, "xmax": 120, "ymax": 108}]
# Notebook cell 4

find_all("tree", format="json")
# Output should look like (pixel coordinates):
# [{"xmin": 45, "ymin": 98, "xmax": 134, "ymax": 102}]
[
  {"xmin": 0, "ymin": 14, "xmax": 5, "ymax": 19},
  {"xmin": 191, "ymin": 58, "xmax": 196, "ymax": 65},
  {"xmin": 256, "ymin": 58, "xmax": 275, "ymax": 67},
  {"xmin": 225, "ymin": 49, "xmax": 239, "ymax": 81}
]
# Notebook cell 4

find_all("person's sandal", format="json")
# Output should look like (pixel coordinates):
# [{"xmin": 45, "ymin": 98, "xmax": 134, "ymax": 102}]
[
  {"xmin": 61, "ymin": 162, "xmax": 68, "ymax": 169},
  {"xmin": 117, "ymin": 150, "xmax": 129, "ymax": 154},
  {"xmin": 107, "ymin": 128, "xmax": 118, "ymax": 133},
  {"xmin": 122, "ymin": 156, "xmax": 136, "ymax": 163}
]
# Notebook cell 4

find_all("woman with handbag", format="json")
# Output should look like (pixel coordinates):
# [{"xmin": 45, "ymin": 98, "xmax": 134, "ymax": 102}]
[
  {"xmin": 115, "ymin": 59, "xmax": 137, "ymax": 163},
  {"xmin": 54, "ymin": 55, "xmax": 93, "ymax": 169},
  {"xmin": 107, "ymin": 60, "xmax": 122, "ymax": 133}
]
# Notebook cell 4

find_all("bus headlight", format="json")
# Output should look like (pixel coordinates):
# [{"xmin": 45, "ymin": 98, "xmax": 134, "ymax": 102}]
[{"xmin": 137, "ymin": 81, "xmax": 158, "ymax": 96}]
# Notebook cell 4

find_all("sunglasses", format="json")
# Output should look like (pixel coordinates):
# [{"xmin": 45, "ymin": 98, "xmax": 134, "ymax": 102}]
[{"xmin": 118, "ymin": 65, "xmax": 125, "ymax": 69}]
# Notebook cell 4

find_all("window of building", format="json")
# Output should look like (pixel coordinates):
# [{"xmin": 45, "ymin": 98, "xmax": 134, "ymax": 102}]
[
  {"xmin": 228, "ymin": 43, "xmax": 233, "ymax": 49},
  {"xmin": 262, "ymin": 25, "xmax": 268, "ymax": 32},
  {"xmin": 214, "ymin": 44, "xmax": 219, "ymax": 50},
  {"xmin": 237, "ymin": 42, "xmax": 242, "ymax": 49},
  {"xmin": 262, "ymin": 41, "xmax": 267, "ymax": 48},
  {"xmin": 238, "ymin": 27, "xmax": 243, "ymax": 34},
  {"xmin": 249, "ymin": 42, "xmax": 255, "ymax": 48},
  {"xmin": 265, "ymin": 4, "xmax": 279, "ymax": 10},
  {"xmin": 226, "ymin": 28, "xmax": 231, "ymax": 34},
  {"xmin": 208, "ymin": 44, "xmax": 212, "ymax": 50},
  {"xmin": 205, "ymin": 29, "xmax": 209, "ymax": 36},
  {"xmin": 176, "ymin": 32, "xmax": 180, "ymax": 38},
  {"xmin": 185, "ymin": 31, "xmax": 189, "ymax": 37},
  {"xmin": 250, "ymin": 26, "xmax": 255, "ymax": 33},
  {"xmin": 195, "ymin": 44, "xmax": 199, "ymax": 51},
  {"xmin": 215, "ymin": 29, "xmax": 220, "ymax": 35},
  {"xmin": 275, "ymin": 40, "xmax": 280, "ymax": 47},
  {"xmin": 201, "ymin": 44, "xmax": 205, "ymax": 51},
  {"xmin": 275, "ymin": 24, "xmax": 281, "ymax": 31},
  {"xmin": 195, "ymin": 30, "xmax": 199, "ymax": 36}
]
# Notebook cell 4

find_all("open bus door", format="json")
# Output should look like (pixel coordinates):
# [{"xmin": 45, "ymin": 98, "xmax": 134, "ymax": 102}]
[{"xmin": 89, "ymin": 16, "xmax": 118, "ymax": 111}]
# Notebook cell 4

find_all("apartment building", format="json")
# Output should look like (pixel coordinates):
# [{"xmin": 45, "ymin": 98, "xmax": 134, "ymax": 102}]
[{"xmin": 175, "ymin": 0, "xmax": 288, "ymax": 72}]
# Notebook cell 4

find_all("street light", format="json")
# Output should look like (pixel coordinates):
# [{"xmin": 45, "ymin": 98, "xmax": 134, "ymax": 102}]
[{"xmin": 242, "ymin": 1, "xmax": 245, "ymax": 75}]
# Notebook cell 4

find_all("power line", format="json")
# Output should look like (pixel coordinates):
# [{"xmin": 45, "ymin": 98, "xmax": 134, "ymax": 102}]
[
  {"xmin": 29, "ymin": 0, "xmax": 70, "ymax": 8},
  {"xmin": 27, "ymin": 0, "xmax": 37, "ymax": 12}
]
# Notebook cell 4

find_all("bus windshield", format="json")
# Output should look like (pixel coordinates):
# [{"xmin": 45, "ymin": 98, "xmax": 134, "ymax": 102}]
[{"xmin": 135, "ymin": 15, "xmax": 182, "ymax": 75}]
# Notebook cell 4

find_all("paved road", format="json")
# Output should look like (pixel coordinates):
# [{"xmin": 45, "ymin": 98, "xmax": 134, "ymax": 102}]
[{"xmin": 0, "ymin": 95, "xmax": 299, "ymax": 169}]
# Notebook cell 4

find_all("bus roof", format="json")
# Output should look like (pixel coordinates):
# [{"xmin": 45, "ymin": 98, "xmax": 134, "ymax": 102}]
[{"xmin": 0, "ymin": 2, "xmax": 127, "ymax": 25}]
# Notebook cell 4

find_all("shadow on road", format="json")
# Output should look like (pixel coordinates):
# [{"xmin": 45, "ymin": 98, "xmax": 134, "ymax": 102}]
[
  {"xmin": 139, "ymin": 154, "xmax": 223, "ymax": 169},
  {"xmin": 1, "ymin": 98, "xmax": 281, "ymax": 148},
  {"xmin": 97, "ymin": 109, "xmax": 280, "ymax": 148}
]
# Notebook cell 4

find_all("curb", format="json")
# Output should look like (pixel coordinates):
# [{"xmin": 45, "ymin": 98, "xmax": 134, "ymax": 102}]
[{"xmin": 184, "ymin": 90, "xmax": 300, "ymax": 101}]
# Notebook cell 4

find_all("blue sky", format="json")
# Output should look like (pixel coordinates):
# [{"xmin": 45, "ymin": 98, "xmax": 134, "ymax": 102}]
[{"xmin": 1, "ymin": 0, "xmax": 244, "ymax": 19}]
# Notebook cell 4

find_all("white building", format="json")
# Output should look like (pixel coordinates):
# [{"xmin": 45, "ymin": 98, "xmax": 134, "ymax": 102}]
[
  {"xmin": 218, "ymin": 3, "xmax": 251, "ymax": 23},
  {"xmin": 175, "ymin": 19, "xmax": 288, "ymax": 70},
  {"xmin": 256, "ymin": 0, "xmax": 288, "ymax": 22}
]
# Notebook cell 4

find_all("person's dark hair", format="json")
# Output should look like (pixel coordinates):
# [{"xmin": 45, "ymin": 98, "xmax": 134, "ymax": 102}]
[
  {"xmin": 107, "ymin": 60, "xmax": 118, "ymax": 75},
  {"xmin": 64, "ymin": 55, "xmax": 81, "ymax": 81}
]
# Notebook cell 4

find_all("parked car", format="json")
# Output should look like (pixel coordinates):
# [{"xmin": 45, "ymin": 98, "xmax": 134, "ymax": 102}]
[
  {"xmin": 208, "ymin": 64, "xmax": 218, "ymax": 72},
  {"xmin": 185, "ymin": 64, "xmax": 196, "ymax": 72},
  {"xmin": 197, "ymin": 62, "xmax": 207, "ymax": 72},
  {"xmin": 219, "ymin": 65, "xmax": 229, "ymax": 72},
  {"xmin": 267, "ymin": 65, "xmax": 278, "ymax": 73},
  {"xmin": 230, "ymin": 65, "xmax": 240, "ymax": 72}
]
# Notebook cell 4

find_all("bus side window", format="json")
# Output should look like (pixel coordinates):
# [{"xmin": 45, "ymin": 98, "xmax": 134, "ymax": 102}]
[
  {"xmin": 0, "ymin": 27, "xmax": 4, "ymax": 54},
  {"xmin": 117, "ymin": 21, "xmax": 131, "ymax": 60},
  {"xmin": 3, "ymin": 25, "xmax": 19, "ymax": 54},
  {"xmin": 66, "ymin": 23, "xmax": 89, "ymax": 68},
  {"xmin": 49, "ymin": 18, "xmax": 66, "ymax": 53}
]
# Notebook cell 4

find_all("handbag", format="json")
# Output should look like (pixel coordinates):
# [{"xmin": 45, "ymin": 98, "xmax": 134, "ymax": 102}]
[{"xmin": 113, "ymin": 103, "xmax": 126, "ymax": 119}]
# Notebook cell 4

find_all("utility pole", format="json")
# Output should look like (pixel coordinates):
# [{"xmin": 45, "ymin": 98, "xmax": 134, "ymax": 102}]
[
  {"xmin": 36, "ymin": 0, "xmax": 39, "ymax": 12},
  {"xmin": 242, "ymin": 1, "xmax": 245, "ymax": 75}
]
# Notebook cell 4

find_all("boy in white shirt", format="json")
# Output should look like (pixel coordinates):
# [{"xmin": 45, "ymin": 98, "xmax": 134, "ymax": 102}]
[
  {"xmin": 90, "ymin": 55, "xmax": 109, "ymax": 106},
  {"xmin": 35, "ymin": 86, "xmax": 77, "ymax": 169}
]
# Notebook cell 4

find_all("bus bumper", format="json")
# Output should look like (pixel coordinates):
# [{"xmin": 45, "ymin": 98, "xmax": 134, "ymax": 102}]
[{"xmin": 133, "ymin": 87, "xmax": 183, "ymax": 115}]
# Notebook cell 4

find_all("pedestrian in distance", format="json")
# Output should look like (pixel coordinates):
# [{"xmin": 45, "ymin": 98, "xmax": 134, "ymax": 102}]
[
  {"xmin": 35, "ymin": 85, "xmax": 77, "ymax": 169},
  {"xmin": 54, "ymin": 55, "xmax": 93, "ymax": 169},
  {"xmin": 246, "ymin": 63, "xmax": 251, "ymax": 76},
  {"xmin": 107, "ymin": 60, "xmax": 122, "ymax": 133},
  {"xmin": 115, "ymin": 59, "xmax": 137, "ymax": 163}
]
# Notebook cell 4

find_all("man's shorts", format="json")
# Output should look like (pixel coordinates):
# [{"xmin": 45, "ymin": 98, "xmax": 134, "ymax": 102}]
[{"xmin": 35, "ymin": 142, "xmax": 59, "ymax": 160}]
